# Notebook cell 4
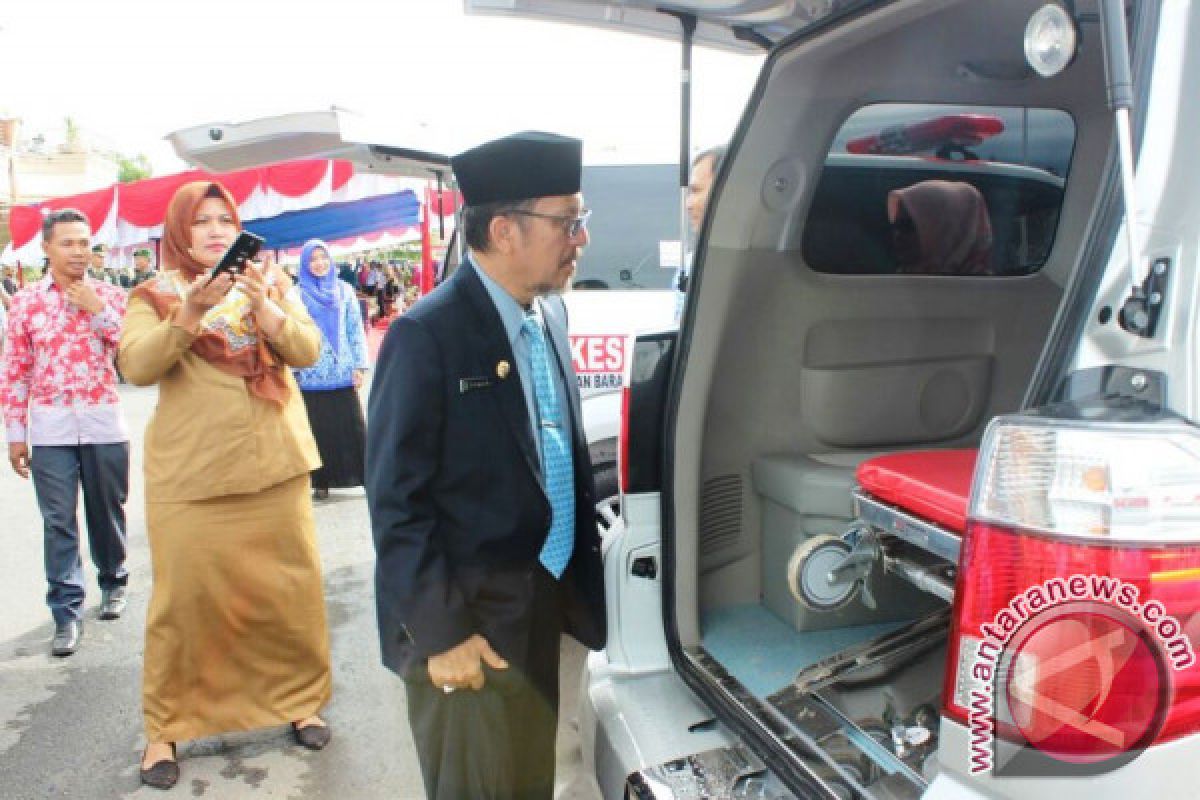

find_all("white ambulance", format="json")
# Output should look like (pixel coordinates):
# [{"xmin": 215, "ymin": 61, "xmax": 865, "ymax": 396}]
[{"xmin": 469, "ymin": 1, "xmax": 1200, "ymax": 799}]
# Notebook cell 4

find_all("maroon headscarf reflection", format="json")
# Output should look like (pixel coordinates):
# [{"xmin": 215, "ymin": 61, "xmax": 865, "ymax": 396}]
[{"xmin": 888, "ymin": 180, "xmax": 993, "ymax": 275}]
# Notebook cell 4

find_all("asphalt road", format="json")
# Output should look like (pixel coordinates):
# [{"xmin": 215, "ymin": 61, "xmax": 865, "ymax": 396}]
[{"xmin": 0, "ymin": 383, "xmax": 602, "ymax": 799}]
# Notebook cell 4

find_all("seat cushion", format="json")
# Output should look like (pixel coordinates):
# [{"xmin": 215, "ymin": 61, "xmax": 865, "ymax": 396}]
[{"xmin": 855, "ymin": 449, "xmax": 978, "ymax": 533}]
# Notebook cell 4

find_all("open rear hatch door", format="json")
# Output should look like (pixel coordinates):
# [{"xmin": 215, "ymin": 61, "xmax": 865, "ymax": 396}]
[
  {"xmin": 464, "ymin": 0, "xmax": 825, "ymax": 51},
  {"xmin": 464, "ymin": 0, "xmax": 820, "ymax": 253},
  {"xmin": 165, "ymin": 109, "xmax": 452, "ymax": 179}
]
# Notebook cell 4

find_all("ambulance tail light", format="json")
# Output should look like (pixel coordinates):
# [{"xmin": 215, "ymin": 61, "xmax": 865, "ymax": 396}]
[{"xmin": 945, "ymin": 417, "xmax": 1200, "ymax": 762}]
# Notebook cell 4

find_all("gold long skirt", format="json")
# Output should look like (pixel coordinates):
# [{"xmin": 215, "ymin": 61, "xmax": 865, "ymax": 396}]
[{"xmin": 142, "ymin": 474, "xmax": 332, "ymax": 742}]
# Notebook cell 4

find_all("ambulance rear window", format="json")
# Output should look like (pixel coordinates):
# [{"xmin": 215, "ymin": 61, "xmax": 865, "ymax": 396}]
[{"xmin": 803, "ymin": 104, "xmax": 1075, "ymax": 276}]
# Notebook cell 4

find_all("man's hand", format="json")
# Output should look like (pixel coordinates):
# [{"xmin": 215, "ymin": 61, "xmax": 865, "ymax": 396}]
[
  {"xmin": 65, "ymin": 281, "xmax": 104, "ymax": 314},
  {"xmin": 352, "ymin": 369, "xmax": 366, "ymax": 390},
  {"xmin": 427, "ymin": 634, "xmax": 509, "ymax": 691},
  {"xmin": 8, "ymin": 442, "xmax": 30, "ymax": 479}
]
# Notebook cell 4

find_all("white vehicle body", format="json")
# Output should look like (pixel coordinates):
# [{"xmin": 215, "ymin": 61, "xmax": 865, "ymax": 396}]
[
  {"xmin": 470, "ymin": 1, "xmax": 1200, "ymax": 799},
  {"xmin": 564, "ymin": 289, "xmax": 676, "ymax": 477}
]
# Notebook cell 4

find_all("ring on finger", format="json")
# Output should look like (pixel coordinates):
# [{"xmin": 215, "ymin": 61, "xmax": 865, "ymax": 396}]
[{"xmin": 442, "ymin": 685, "xmax": 455, "ymax": 694}]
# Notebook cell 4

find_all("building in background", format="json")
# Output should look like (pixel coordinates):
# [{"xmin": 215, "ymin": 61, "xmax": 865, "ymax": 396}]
[
  {"xmin": 0, "ymin": 118, "xmax": 17, "ymax": 252},
  {"xmin": 0, "ymin": 117, "xmax": 119, "ymax": 251}
]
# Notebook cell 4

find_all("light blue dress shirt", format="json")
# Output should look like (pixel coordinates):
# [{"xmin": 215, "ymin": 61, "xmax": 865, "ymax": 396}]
[{"xmin": 471, "ymin": 257, "xmax": 573, "ymax": 469}]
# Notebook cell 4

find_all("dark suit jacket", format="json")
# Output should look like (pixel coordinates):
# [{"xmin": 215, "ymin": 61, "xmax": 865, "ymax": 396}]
[{"xmin": 366, "ymin": 262, "xmax": 606, "ymax": 680}]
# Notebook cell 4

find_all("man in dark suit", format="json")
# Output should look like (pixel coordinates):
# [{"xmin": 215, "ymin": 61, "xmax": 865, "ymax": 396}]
[{"xmin": 366, "ymin": 131, "xmax": 605, "ymax": 800}]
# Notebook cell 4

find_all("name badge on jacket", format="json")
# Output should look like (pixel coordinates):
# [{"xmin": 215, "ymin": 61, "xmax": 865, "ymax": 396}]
[{"xmin": 459, "ymin": 376, "xmax": 492, "ymax": 393}]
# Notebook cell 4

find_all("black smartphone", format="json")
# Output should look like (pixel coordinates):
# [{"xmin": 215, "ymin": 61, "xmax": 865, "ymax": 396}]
[{"xmin": 206, "ymin": 231, "xmax": 264, "ymax": 284}]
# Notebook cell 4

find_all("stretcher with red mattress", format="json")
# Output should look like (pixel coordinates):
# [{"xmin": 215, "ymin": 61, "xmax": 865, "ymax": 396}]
[{"xmin": 852, "ymin": 448, "xmax": 978, "ymax": 565}]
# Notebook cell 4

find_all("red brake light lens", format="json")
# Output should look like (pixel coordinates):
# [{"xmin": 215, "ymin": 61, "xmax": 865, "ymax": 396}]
[
  {"xmin": 945, "ymin": 418, "xmax": 1200, "ymax": 763},
  {"xmin": 946, "ymin": 523, "xmax": 1200, "ymax": 759}
]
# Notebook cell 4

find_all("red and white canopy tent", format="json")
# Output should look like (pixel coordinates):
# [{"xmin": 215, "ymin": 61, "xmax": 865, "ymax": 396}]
[
  {"xmin": 2, "ymin": 158, "xmax": 426, "ymax": 266},
  {"xmin": 163, "ymin": 110, "xmax": 464, "ymax": 295},
  {"xmin": 6, "ymin": 111, "xmax": 468, "ymax": 297}
]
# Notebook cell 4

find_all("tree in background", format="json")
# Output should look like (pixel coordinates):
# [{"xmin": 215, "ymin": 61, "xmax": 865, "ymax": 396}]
[
  {"xmin": 62, "ymin": 115, "xmax": 154, "ymax": 182},
  {"xmin": 117, "ymin": 153, "xmax": 152, "ymax": 183},
  {"xmin": 64, "ymin": 116, "xmax": 83, "ymax": 152}
]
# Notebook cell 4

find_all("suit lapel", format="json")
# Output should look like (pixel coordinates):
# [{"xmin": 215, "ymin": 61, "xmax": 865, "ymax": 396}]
[{"xmin": 453, "ymin": 265, "xmax": 544, "ymax": 490}]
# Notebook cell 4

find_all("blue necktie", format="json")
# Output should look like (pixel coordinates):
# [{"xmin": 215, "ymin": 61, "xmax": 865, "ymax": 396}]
[{"xmin": 521, "ymin": 310, "xmax": 575, "ymax": 578}]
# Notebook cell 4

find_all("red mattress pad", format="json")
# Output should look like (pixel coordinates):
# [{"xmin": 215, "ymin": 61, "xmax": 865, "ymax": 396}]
[{"xmin": 855, "ymin": 449, "xmax": 979, "ymax": 534}]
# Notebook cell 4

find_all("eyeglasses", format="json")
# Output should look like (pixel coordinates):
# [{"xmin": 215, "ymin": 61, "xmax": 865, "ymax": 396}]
[{"xmin": 507, "ymin": 208, "xmax": 592, "ymax": 238}]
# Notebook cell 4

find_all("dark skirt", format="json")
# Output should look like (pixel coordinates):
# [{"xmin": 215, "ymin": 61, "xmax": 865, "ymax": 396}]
[{"xmin": 301, "ymin": 387, "xmax": 366, "ymax": 489}]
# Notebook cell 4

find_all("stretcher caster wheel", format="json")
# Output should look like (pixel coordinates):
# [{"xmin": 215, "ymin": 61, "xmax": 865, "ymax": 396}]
[{"xmin": 788, "ymin": 534, "xmax": 859, "ymax": 611}]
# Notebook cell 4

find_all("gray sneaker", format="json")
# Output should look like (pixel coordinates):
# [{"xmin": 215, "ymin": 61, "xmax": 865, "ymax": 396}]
[
  {"xmin": 99, "ymin": 587, "xmax": 127, "ymax": 620},
  {"xmin": 51, "ymin": 620, "xmax": 82, "ymax": 657}
]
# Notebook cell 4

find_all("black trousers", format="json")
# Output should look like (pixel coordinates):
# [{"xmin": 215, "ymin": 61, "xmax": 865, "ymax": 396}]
[{"xmin": 405, "ymin": 566, "xmax": 563, "ymax": 800}]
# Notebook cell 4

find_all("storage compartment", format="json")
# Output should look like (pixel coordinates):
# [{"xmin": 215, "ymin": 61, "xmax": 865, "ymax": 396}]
[
  {"xmin": 801, "ymin": 357, "xmax": 992, "ymax": 448},
  {"xmin": 800, "ymin": 318, "xmax": 997, "ymax": 448}
]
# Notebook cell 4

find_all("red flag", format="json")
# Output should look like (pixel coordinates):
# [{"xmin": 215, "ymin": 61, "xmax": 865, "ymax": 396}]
[
  {"xmin": 420, "ymin": 202, "xmax": 434, "ymax": 296},
  {"xmin": 424, "ymin": 187, "xmax": 461, "ymax": 217}
]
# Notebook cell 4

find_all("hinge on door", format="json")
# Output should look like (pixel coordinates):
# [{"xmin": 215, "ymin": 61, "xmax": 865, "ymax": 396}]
[{"xmin": 1118, "ymin": 257, "xmax": 1169, "ymax": 338}]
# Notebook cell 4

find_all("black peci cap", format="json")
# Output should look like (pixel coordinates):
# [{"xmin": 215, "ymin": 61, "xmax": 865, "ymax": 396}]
[{"xmin": 451, "ymin": 131, "xmax": 582, "ymax": 207}]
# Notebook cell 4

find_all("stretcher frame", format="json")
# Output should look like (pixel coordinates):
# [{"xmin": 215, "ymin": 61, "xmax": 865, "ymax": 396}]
[{"xmin": 850, "ymin": 488, "xmax": 963, "ymax": 565}]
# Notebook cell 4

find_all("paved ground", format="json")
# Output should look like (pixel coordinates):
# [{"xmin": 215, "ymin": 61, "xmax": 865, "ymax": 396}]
[{"xmin": 0, "ymin": 383, "xmax": 602, "ymax": 799}]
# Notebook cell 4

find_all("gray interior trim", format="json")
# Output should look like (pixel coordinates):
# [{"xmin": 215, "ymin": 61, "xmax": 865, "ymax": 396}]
[{"xmin": 671, "ymin": 0, "xmax": 1117, "ymax": 649}]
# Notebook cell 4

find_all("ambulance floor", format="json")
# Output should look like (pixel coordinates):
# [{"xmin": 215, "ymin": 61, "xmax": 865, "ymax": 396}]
[{"xmin": 700, "ymin": 603, "xmax": 909, "ymax": 698}]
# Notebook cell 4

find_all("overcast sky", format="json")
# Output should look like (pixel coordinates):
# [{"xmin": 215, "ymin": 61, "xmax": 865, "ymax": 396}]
[{"xmin": 0, "ymin": 0, "xmax": 762, "ymax": 172}]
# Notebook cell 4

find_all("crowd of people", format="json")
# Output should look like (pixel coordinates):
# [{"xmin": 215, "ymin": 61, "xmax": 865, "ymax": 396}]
[
  {"xmin": 337, "ymin": 256, "xmax": 417, "ymax": 324},
  {"xmin": 77, "ymin": 244, "xmax": 160, "ymax": 289},
  {"xmin": 1, "ymin": 131, "xmax": 603, "ymax": 798},
  {"xmin": 0, "ymin": 239, "xmax": 417, "ymax": 347}
]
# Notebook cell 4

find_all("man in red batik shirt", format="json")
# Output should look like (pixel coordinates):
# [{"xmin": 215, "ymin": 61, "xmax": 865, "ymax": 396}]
[{"xmin": 2, "ymin": 209, "xmax": 131, "ymax": 657}]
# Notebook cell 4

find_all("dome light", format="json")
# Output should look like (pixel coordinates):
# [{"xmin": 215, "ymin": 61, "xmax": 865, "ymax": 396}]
[{"xmin": 1025, "ymin": 4, "xmax": 1079, "ymax": 78}]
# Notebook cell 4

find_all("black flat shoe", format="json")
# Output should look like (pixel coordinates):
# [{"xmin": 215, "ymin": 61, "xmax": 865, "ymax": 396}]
[
  {"xmin": 292, "ymin": 721, "xmax": 332, "ymax": 750},
  {"xmin": 140, "ymin": 743, "xmax": 178, "ymax": 790}
]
